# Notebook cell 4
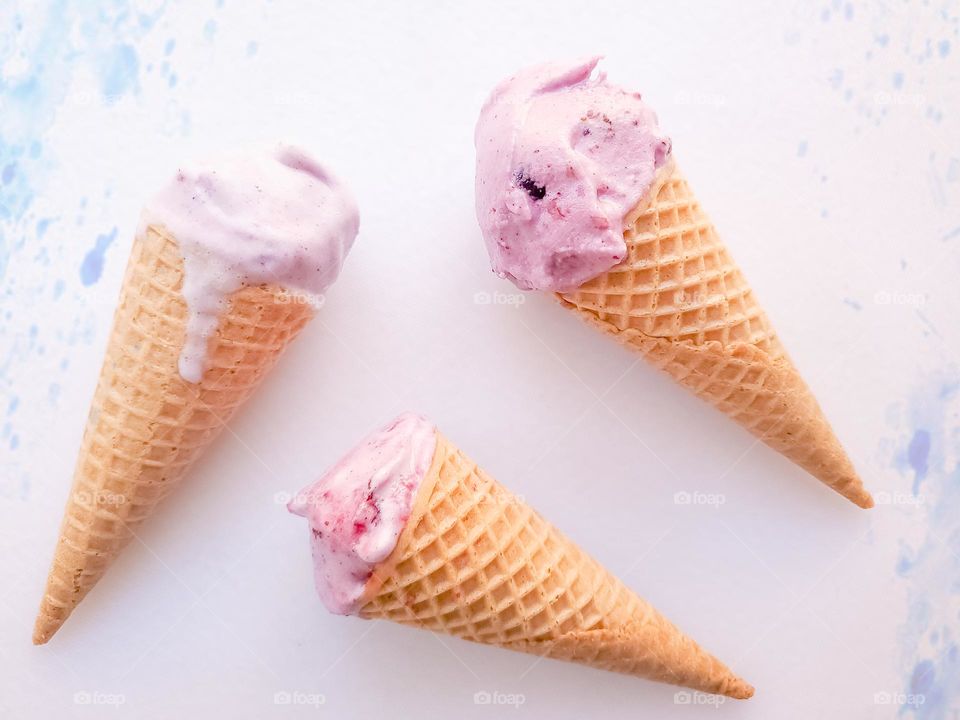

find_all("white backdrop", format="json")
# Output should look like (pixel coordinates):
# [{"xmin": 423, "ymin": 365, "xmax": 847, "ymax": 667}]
[{"xmin": 2, "ymin": 2, "xmax": 958, "ymax": 718}]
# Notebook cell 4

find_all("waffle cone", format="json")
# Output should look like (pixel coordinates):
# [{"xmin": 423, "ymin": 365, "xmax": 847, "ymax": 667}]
[
  {"xmin": 557, "ymin": 161, "xmax": 871, "ymax": 508},
  {"xmin": 33, "ymin": 225, "xmax": 315, "ymax": 644},
  {"xmin": 360, "ymin": 433, "xmax": 753, "ymax": 699}
]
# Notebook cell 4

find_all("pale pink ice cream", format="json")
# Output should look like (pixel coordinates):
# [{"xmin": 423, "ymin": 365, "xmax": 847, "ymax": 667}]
[
  {"xmin": 475, "ymin": 57, "xmax": 672, "ymax": 292},
  {"xmin": 140, "ymin": 144, "xmax": 360, "ymax": 383},
  {"xmin": 288, "ymin": 413, "xmax": 437, "ymax": 615}
]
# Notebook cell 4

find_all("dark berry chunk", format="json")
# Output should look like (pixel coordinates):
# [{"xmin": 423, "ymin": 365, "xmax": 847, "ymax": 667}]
[{"xmin": 514, "ymin": 169, "xmax": 546, "ymax": 200}]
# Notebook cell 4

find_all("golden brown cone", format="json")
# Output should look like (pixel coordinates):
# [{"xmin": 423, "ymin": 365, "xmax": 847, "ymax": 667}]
[
  {"xmin": 33, "ymin": 226, "xmax": 314, "ymax": 644},
  {"xmin": 360, "ymin": 433, "xmax": 754, "ymax": 699},
  {"xmin": 557, "ymin": 161, "xmax": 872, "ymax": 508}
]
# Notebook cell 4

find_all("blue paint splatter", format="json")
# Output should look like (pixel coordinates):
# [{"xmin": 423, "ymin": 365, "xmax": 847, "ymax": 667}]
[
  {"xmin": 893, "ymin": 72, "xmax": 905, "ymax": 89},
  {"xmin": 829, "ymin": 67, "xmax": 844, "ymax": 89},
  {"xmin": 894, "ymin": 379, "xmax": 960, "ymax": 717},
  {"xmin": 100, "ymin": 44, "xmax": 139, "ymax": 99},
  {"xmin": 843, "ymin": 297, "xmax": 862, "ymax": 310},
  {"xmin": 164, "ymin": 38, "xmax": 176, "ymax": 55},
  {"xmin": 246, "ymin": 40, "xmax": 258, "ymax": 57},
  {"xmin": 79, "ymin": 227, "xmax": 117, "ymax": 286},
  {"xmin": 908, "ymin": 429, "xmax": 931, "ymax": 493},
  {"xmin": 797, "ymin": 140, "xmax": 808, "ymax": 157},
  {"xmin": 939, "ymin": 40, "xmax": 951, "ymax": 58},
  {"xmin": 947, "ymin": 160, "xmax": 959, "ymax": 184},
  {"xmin": 896, "ymin": 543, "xmax": 914, "ymax": 576},
  {"xmin": 911, "ymin": 658, "xmax": 936, "ymax": 691},
  {"xmin": 203, "ymin": 19, "xmax": 217, "ymax": 41},
  {"xmin": 2, "ymin": 163, "xmax": 17, "ymax": 184},
  {"xmin": 910, "ymin": 653, "xmax": 955, "ymax": 718}
]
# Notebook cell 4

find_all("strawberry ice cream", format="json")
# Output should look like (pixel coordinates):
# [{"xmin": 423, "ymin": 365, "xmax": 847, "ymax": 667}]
[
  {"xmin": 288, "ymin": 413, "xmax": 437, "ymax": 614},
  {"xmin": 475, "ymin": 56, "xmax": 671, "ymax": 292}
]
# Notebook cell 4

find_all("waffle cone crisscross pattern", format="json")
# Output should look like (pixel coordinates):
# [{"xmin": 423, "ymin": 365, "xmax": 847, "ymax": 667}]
[
  {"xmin": 557, "ymin": 162, "xmax": 871, "ymax": 508},
  {"xmin": 33, "ymin": 226, "xmax": 315, "ymax": 644},
  {"xmin": 360, "ymin": 434, "xmax": 753, "ymax": 699}
]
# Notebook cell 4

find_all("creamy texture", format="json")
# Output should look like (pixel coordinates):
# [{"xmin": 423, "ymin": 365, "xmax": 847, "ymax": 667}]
[
  {"xmin": 475, "ymin": 57, "xmax": 672, "ymax": 292},
  {"xmin": 140, "ymin": 145, "xmax": 360, "ymax": 383},
  {"xmin": 288, "ymin": 413, "xmax": 437, "ymax": 615}
]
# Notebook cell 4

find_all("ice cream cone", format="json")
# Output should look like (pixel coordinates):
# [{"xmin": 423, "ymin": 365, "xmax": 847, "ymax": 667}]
[
  {"xmin": 359, "ymin": 432, "xmax": 754, "ymax": 699},
  {"xmin": 556, "ymin": 160, "xmax": 872, "ymax": 508},
  {"xmin": 33, "ymin": 225, "xmax": 315, "ymax": 644}
]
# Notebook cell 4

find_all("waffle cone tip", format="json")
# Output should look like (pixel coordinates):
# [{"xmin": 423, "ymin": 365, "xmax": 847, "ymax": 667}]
[
  {"xmin": 852, "ymin": 489, "xmax": 875, "ymax": 509},
  {"xmin": 720, "ymin": 675, "xmax": 755, "ymax": 700},
  {"xmin": 832, "ymin": 474, "xmax": 873, "ymax": 508},
  {"xmin": 32, "ymin": 607, "xmax": 63, "ymax": 645}
]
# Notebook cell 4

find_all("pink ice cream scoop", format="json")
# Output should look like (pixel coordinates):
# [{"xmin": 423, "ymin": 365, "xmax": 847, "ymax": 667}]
[
  {"xmin": 287, "ymin": 413, "xmax": 437, "ymax": 614},
  {"xmin": 141, "ymin": 144, "xmax": 359, "ymax": 383},
  {"xmin": 474, "ymin": 56, "xmax": 671, "ymax": 292}
]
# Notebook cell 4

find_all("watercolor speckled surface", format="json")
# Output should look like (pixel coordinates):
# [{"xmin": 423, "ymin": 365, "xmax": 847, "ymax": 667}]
[{"xmin": 1, "ymin": 2, "xmax": 958, "ymax": 719}]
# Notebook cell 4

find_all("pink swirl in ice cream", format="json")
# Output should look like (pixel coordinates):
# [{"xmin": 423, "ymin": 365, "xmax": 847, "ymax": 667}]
[
  {"xmin": 287, "ymin": 413, "xmax": 437, "ymax": 615},
  {"xmin": 140, "ymin": 144, "xmax": 360, "ymax": 383},
  {"xmin": 475, "ymin": 57, "xmax": 671, "ymax": 292}
]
